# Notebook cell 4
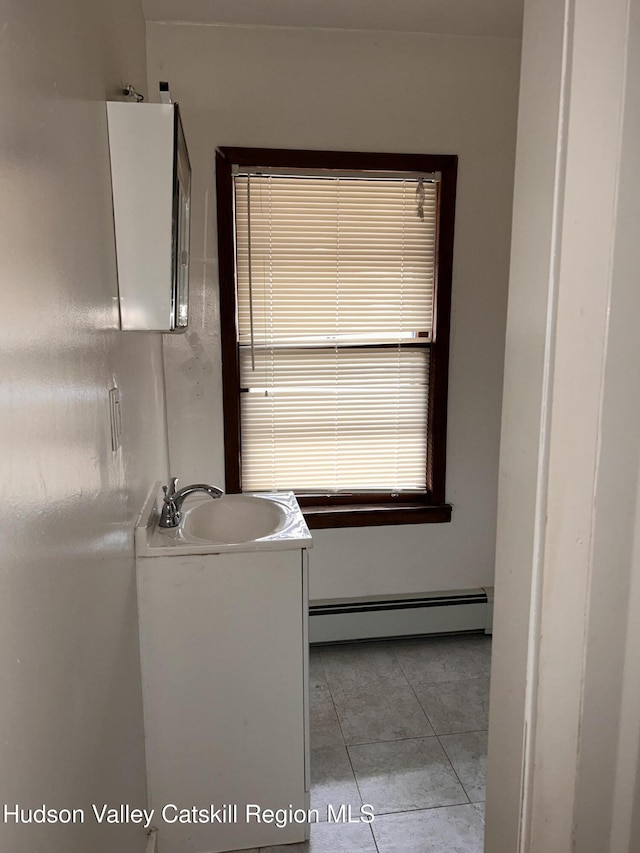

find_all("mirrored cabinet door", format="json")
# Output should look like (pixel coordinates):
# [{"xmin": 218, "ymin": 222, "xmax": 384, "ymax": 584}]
[{"xmin": 108, "ymin": 101, "xmax": 192, "ymax": 331}]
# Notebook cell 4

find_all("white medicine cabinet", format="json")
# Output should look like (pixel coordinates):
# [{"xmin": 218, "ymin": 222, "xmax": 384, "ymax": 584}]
[{"xmin": 107, "ymin": 102, "xmax": 191, "ymax": 331}]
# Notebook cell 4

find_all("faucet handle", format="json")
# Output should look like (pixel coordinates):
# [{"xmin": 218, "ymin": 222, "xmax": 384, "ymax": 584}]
[
  {"xmin": 165, "ymin": 477, "xmax": 179, "ymax": 497},
  {"xmin": 159, "ymin": 481, "xmax": 180, "ymax": 528}
]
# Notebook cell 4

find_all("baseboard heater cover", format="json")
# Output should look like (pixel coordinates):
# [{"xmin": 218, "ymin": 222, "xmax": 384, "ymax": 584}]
[{"xmin": 309, "ymin": 588, "xmax": 493, "ymax": 644}]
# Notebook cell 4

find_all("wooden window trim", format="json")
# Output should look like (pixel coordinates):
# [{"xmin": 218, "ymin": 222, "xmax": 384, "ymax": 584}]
[{"xmin": 216, "ymin": 147, "xmax": 457, "ymax": 528}]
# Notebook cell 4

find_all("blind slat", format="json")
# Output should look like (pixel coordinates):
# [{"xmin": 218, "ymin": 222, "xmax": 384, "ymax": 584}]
[{"xmin": 234, "ymin": 173, "xmax": 437, "ymax": 492}]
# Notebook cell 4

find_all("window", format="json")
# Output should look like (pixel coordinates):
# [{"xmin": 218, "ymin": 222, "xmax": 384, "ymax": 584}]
[{"xmin": 216, "ymin": 148, "xmax": 457, "ymax": 528}]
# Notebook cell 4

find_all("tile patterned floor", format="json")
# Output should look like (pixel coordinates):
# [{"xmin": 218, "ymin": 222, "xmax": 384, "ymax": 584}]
[{"xmin": 231, "ymin": 633, "xmax": 490, "ymax": 853}]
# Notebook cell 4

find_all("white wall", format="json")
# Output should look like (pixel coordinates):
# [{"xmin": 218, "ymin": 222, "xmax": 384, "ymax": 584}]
[
  {"xmin": 0, "ymin": 2, "xmax": 167, "ymax": 851},
  {"xmin": 146, "ymin": 22, "xmax": 520, "ymax": 600}
]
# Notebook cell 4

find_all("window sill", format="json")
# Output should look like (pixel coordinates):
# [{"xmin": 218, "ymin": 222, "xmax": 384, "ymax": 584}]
[{"xmin": 301, "ymin": 502, "xmax": 452, "ymax": 530}]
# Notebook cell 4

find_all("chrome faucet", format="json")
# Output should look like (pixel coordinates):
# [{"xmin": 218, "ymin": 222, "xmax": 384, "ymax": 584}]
[{"xmin": 158, "ymin": 477, "xmax": 224, "ymax": 528}]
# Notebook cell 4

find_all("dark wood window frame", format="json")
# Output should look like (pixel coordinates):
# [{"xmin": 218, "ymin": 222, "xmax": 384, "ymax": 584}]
[{"xmin": 216, "ymin": 147, "xmax": 457, "ymax": 529}]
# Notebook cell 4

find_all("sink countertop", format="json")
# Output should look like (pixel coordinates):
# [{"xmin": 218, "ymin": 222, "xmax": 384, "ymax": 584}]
[{"xmin": 135, "ymin": 483, "xmax": 312, "ymax": 557}]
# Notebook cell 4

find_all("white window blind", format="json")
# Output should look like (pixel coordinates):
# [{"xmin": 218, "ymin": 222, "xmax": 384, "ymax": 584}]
[{"xmin": 233, "ymin": 172, "xmax": 438, "ymax": 493}]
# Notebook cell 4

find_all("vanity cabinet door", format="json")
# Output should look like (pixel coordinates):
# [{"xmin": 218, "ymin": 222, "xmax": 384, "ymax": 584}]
[{"xmin": 137, "ymin": 548, "xmax": 310, "ymax": 853}]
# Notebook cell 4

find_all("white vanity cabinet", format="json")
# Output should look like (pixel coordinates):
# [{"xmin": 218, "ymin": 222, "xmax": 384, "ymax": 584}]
[{"xmin": 137, "ymin": 547, "xmax": 310, "ymax": 853}]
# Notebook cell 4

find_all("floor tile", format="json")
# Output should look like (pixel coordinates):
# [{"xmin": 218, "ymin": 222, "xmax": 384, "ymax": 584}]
[
  {"xmin": 472, "ymin": 801, "xmax": 486, "ymax": 823},
  {"xmin": 260, "ymin": 818, "xmax": 377, "ymax": 852},
  {"xmin": 310, "ymin": 745, "xmax": 361, "ymax": 821},
  {"xmin": 394, "ymin": 635, "xmax": 492, "ymax": 686},
  {"xmin": 331, "ymin": 681, "xmax": 434, "ymax": 745},
  {"xmin": 414, "ymin": 678, "xmax": 490, "ymax": 734},
  {"xmin": 372, "ymin": 804, "xmax": 485, "ymax": 852},
  {"xmin": 309, "ymin": 673, "xmax": 344, "ymax": 748},
  {"xmin": 348, "ymin": 737, "xmax": 468, "ymax": 813},
  {"xmin": 309, "ymin": 648, "xmax": 327, "ymax": 682},
  {"xmin": 439, "ymin": 731, "xmax": 488, "ymax": 802},
  {"xmin": 320, "ymin": 641, "xmax": 408, "ymax": 691},
  {"xmin": 305, "ymin": 638, "xmax": 490, "ymax": 850}
]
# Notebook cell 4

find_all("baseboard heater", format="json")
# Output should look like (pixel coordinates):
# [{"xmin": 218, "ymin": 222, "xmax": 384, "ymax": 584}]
[{"xmin": 309, "ymin": 588, "xmax": 494, "ymax": 644}]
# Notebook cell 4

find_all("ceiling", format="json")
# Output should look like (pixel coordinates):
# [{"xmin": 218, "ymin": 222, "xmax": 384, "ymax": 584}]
[{"xmin": 141, "ymin": 0, "xmax": 523, "ymax": 39}]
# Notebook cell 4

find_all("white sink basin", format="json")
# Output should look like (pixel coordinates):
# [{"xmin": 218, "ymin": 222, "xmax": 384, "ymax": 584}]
[
  {"xmin": 182, "ymin": 494, "xmax": 286, "ymax": 544},
  {"xmin": 135, "ymin": 486, "xmax": 312, "ymax": 556}
]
